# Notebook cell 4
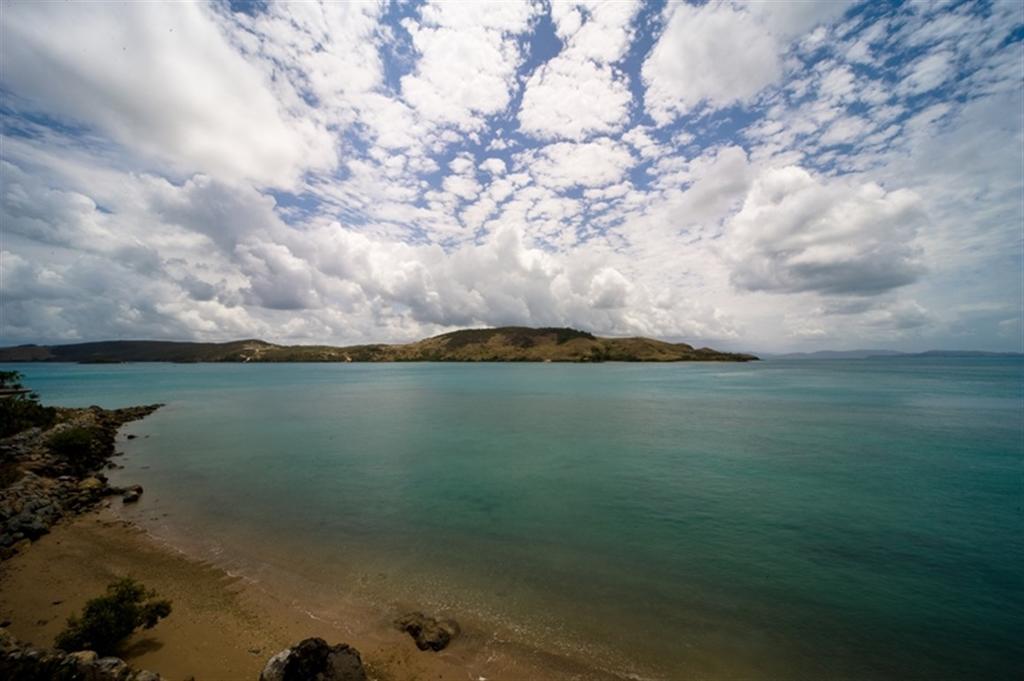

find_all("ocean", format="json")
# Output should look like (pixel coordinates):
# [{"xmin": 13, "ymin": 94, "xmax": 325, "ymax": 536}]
[{"xmin": 6, "ymin": 358, "xmax": 1022, "ymax": 679}]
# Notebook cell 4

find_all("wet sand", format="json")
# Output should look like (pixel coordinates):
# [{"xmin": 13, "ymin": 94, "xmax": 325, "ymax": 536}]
[{"xmin": 0, "ymin": 505, "xmax": 625, "ymax": 681}]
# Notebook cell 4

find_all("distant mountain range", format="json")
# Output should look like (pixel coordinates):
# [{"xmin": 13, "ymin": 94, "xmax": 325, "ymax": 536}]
[
  {"xmin": 766, "ymin": 349, "xmax": 1023, "ymax": 360},
  {"xmin": 0, "ymin": 327, "xmax": 758, "ymax": 363}
]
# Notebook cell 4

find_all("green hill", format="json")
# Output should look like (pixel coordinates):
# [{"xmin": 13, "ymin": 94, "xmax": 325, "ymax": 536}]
[{"xmin": 0, "ymin": 328, "xmax": 757, "ymax": 363}]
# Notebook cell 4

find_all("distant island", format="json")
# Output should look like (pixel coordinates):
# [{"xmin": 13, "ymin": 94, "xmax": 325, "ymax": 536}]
[
  {"xmin": 0, "ymin": 327, "xmax": 758, "ymax": 363},
  {"xmin": 767, "ymin": 349, "xmax": 1023, "ymax": 360}
]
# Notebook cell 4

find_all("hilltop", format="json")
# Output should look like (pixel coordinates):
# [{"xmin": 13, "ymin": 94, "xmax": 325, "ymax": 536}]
[{"xmin": 0, "ymin": 327, "xmax": 757, "ymax": 363}]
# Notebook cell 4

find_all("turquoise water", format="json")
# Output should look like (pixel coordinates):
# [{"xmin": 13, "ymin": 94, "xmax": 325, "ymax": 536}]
[{"xmin": 5, "ymin": 359, "xmax": 1022, "ymax": 679}]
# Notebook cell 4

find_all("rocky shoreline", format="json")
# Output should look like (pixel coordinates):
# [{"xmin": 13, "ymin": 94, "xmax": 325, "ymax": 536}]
[
  {"xmin": 0, "ymin": 399, "xmax": 452, "ymax": 681},
  {"xmin": 0, "ymin": 403, "xmax": 172, "ymax": 680},
  {"xmin": 1, "ymin": 404, "xmax": 162, "ymax": 561},
  {"xmin": 0, "ymin": 630, "xmax": 164, "ymax": 681}
]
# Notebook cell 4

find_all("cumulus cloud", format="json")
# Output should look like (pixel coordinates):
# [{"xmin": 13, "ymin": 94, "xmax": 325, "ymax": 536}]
[
  {"xmin": 738, "ymin": 0, "xmax": 853, "ymax": 38},
  {"xmin": 1, "ymin": 162, "xmax": 110, "ymax": 249},
  {"xmin": 399, "ymin": 1, "xmax": 537, "ymax": 131},
  {"xmin": 643, "ymin": 2, "xmax": 781, "ymax": 123},
  {"xmin": 726, "ymin": 166, "xmax": 926, "ymax": 296},
  {"xmin": 518, "ymin": 1, "xmax": 638, "ymax": 140},
  {"xmin": 519, "ymin": 60, "xmax": 633, "ymax": 140},
  {"xmin": 526, "ymin": 138, "xmax": 636, "ymax": 189}
]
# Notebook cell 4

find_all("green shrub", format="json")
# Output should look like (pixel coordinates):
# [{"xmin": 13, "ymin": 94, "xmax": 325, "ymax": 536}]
[
  {"xmin": 47, "ymin": 426, "xmax": 99, "ymax": 459},
  {"xmin": 55, "ymin": 578, "xmax": 172, "ymax": 655},
  {"xmin": 0, "ymin": 371, "xmax": 56, "ymax": 438}
]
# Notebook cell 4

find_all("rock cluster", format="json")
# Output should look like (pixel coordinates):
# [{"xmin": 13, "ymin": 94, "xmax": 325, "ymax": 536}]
[
  {"xmin": 259, "ymin": 637, "xmax": 367, "ymax": 681},
  {"xmin": 0, "ymin": 404, "xmax": 162, "ymax": 561},
  {"xmin": 394, "ymin": 612, "xmax": 460, "ymax": 651},
  {"xmin": 0, "ymin": 630, "xmax": 163, "ymax": 681}
]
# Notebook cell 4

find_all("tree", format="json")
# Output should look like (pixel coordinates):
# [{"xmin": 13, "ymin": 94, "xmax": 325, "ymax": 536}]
[
  {"xmin": 0, "ymin": 371, "xmax": 56, "ymax": 438},
  {"xmin": 55, "ymin": 578, "xmax": 172, "ymax": 656}
]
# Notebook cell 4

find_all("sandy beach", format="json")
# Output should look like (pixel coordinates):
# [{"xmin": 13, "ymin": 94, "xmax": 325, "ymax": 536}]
[{"xmin": 0, "ymin": 503, "xmax": 624, "ymax": 681}]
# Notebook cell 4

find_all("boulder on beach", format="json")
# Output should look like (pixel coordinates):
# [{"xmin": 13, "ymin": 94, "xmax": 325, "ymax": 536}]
[
  {"xmin": 78, "ymin": 477, "xmax": 104, "ymax": 492},
  {"xmin": 259, "ymin": 637, "xmax": 367, "ymax": 681},
  {"xmin": 122, "ymin": 485, "xmax": 143, "ymax": 504},
  {"xmin": 394, "ymin": 611, "xmax": 460, "ymax": 651}
]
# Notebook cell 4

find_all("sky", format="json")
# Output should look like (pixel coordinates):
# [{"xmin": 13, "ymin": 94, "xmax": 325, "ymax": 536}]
[{"xmin": 1, "ymin": 0, "xmax": 1021, "ymax": 353}]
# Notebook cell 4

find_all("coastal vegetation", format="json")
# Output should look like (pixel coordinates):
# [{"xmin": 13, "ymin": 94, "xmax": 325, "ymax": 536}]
[
  {"xmin": 0, "ymin": 326, "xmax": 757, "ymax": 363},
  {"xmin": 0, "ymin": 371, "xmax": 56, "ymax": 438},
  {"xmin": 55, "ymin": 578, "xmax": 171, "ymax": 656},
  {"xmin": 47, "ymin": 427, "xmax": 101, "ymax": 464}
]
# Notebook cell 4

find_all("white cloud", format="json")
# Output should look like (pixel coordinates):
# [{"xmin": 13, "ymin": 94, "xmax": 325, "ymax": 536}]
[
  {"xmin": 550, "ymin": 1, "xmax": 638, "ymax": 62},
  {"xmin": 518, "ymin": 1, "xmax": 638, "ymax": 140},
  {"xmin": 0, "ymin": 1, "xmax": 335, "ymax": 189},
  {"xmin": 589, "ymin": 267, "xmax": 633, "ymax": 309},
  {"xmin": 442, "ymin": 174, "xmax": 482, "ymax": 201},
  {"xmin": 234, "ymin": 1, "xmax": 383, "ymax": 111},
  {"xmin": 819, "ymin": 115, "xmax": 872, "ymax": 146},
  {"xmin": 399, "ymin": 1, "xmax": 538, "ymax": 131},
  {"xmin": 726, "ymin": 166, "xmax": 926, "ymax": 296},
  {"xmin": 739, "ymin": 0, "xmax": 853, "ymax": 38},
  {"xmin": 519, "ymin": 59, "xmax": 632, "ymax": 140},
  {"xmin": 643, "ymin": 2, "xmax": 781, "ymax": 124},
  {"xmin": 527, "ymin": 139, "xmax": 636, "ymax": 189},
  {"xmin": 900, "ymin": 50, "xmax": 956, "ymax": 95},
  {"xmin": 480, "ymin": 158, "xmax": 507, "ymax": 175}
]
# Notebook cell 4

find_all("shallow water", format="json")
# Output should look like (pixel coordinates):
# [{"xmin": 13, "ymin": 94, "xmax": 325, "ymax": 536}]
[{"xmin": 7, "ymin": 358, "xmax": 1023, "ymax": 679}]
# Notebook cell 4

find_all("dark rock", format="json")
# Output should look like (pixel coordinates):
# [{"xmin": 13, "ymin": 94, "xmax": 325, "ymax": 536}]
[
  {"xmin": 259, "ymin": 638, "xmax": 367, "ymax": 681},
  {"xmin": 67, "ymin": 650, "xmax": 99, "ymax": 674},
  {"xmin": 122, "ymin": 490, "xmax": 140, "ymax": 504},
  {"xmin": 126, "ymin": 435, "xmax": 137, "ymax": 440},
  {"xmin": 394, "ymin": 611, "xmax": 460, "ymax": 651},
  {"xmin": 20, "ymin": 519, "xmax": 49, "ymax": 540},
  {"xmin": 0, "ymin": 630, "xmax": 164, "ymax": 680},
  {"xmin": 94, "ymin": 656, "xmax": 129, "ymax": 678}
]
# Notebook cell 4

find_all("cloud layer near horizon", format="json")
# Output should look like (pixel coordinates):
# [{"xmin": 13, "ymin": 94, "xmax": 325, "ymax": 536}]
[{"xmin": 1, "ymin": 0, "xmax": 1021, "ymax": 351}]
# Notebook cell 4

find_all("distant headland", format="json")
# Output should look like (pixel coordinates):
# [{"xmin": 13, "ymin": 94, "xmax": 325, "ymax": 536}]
[{"xmin": 0, "ymin": 327, "xmax": 758, "ymax": 363}]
